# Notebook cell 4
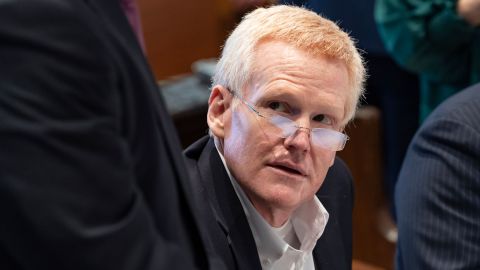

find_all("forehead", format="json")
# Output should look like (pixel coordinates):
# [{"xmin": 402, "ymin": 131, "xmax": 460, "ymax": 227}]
[{"xmin": 246, "ymin": 40, "xmax": 351, "ymax": 123}]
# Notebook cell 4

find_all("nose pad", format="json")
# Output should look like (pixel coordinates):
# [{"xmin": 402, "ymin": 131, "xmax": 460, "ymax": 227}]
[{"xmin": 284, "ymin": 127, "xmax": 311, "ymax": 152}]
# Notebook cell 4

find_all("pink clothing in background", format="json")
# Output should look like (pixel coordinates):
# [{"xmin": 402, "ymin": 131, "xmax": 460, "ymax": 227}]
[{"xmin": 120, "ymin": 0, "xmax": 146, "ymax": 52}]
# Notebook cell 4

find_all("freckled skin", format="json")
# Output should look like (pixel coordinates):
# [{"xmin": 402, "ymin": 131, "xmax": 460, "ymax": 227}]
[{"xmin": 221, "ymin": 40, "xmax": 350, "ymax": 227}]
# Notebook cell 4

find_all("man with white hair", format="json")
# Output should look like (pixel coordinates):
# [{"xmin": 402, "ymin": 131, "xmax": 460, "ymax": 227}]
[{"xmin": 184, "ymin": 5, "xmax": 365, "ymax": 270}]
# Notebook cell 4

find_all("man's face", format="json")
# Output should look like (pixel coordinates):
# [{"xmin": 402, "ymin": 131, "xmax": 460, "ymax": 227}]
[{"xmin": 221, "ymin": 40, "xmax": 350, "ymax": 223}]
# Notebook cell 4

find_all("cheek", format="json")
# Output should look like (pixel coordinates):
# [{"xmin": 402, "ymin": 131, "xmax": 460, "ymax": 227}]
[
  {"xmin": 226, "ymin": 110, "xmax": 274, "ymax": 155},
  {"xmin": 224, "ymin": 112, "xmax": 266, "ymax": 169},
  {"xmin": 225, "ymin": 113, "xmax": 254, "ymax": 153},
  {"xmin": 311, "ymin": 152, "xmax": 336, "ymax": 186},
  {"xmin": 328, "ymin": 152, "xmax": 336, "ymax": 167}
]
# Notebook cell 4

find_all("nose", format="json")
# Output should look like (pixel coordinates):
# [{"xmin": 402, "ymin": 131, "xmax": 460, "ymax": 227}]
[{"xmin": 284, "ymin": 127, "xmax": 311, "ymax": 153}]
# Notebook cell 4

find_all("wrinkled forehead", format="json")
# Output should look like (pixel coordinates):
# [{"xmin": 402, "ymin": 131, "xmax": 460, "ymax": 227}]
[
  {"xmin": 242, "ymin": 40, "xmax": 352, "ymax": 123},
  {"xmin": 246, "ymin": 39, "xmax": 351, "ymax": 85}
]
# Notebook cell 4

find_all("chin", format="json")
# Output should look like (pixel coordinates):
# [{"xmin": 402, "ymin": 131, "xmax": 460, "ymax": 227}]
[{"xmin": 262, "ymin": 187, "xmax": 307, "ymax": 211}]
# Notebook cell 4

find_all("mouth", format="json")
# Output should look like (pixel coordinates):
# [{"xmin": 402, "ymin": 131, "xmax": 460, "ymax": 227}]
[{"xmin": 268, "ymin": 163, "xmax": 307, "ymax": 177}]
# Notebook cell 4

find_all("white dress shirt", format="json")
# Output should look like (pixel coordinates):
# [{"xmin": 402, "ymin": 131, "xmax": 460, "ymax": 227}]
[{"xmin": 215, "ymin": 140, "xmax": 329, "ymax": 270}]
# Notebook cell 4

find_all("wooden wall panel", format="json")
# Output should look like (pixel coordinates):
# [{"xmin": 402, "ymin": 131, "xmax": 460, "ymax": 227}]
[
  {"xmin": 338, "ymin": 106, "xmax": 396, "ymax": 270},
  {"xmin": 138, "ymin": 0, "xmax": 232, "ymax": 80}
]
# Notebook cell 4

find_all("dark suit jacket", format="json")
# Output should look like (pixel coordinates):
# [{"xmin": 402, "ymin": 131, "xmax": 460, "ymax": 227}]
[
  {"xmin": 184, "ymin": 136, "xmax": 353, "ymax": 270},
  {"xmin": 395, "ymin": 83, "xmax": 480, "ymax": 269},
  {"xmin": 0, "ymin": 0, "xmax": 209, "ymax": 269}
]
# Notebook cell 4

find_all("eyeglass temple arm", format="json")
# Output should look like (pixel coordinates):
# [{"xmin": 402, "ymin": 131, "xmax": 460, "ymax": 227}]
[{"xmin": 226, "ymin": 87, "xmax": 264, "ymax": 118}]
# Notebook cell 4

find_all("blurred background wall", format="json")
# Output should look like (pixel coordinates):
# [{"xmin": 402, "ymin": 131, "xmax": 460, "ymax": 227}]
[{"xmin": 138, "ymin": 0, "xmax": 234, "ymax": 80}]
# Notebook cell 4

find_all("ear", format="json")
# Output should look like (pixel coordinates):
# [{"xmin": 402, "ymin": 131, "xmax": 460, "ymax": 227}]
[{"xmin": 207, "ymin": 85, "xmax": 232, "ymax": 139}]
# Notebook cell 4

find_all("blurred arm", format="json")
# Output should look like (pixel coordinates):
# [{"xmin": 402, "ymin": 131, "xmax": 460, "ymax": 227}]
[
  {"xmin": 395, "ymin": 113, "xmax": 480, "ymax": 269},
  {"xmin": 375, "ymin": 0, "xmax": 477, "ymax": 84},
  {"xmin": 457, "ymin": 0, "xmax": 480, "ymax": 26}
]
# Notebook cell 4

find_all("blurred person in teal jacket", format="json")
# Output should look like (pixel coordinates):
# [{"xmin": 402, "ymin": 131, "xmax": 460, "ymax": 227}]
[{"xmin": 375, "ymin": 0, "xmax": 480, "ymax": 122}]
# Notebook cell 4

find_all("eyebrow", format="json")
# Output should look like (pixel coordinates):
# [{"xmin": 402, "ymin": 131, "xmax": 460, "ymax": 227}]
[{"xmin": 255, "ymin": 87, "xmax": 301, "ymax": 103}]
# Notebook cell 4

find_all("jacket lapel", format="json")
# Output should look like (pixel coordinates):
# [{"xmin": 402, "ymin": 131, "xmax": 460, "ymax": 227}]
[
  {"xmin": 312, "ymin": 199, "xmax": 349, "ymax": 270},
  {"xmin": 196, "ymin": 137, "xmax": 262, "ymax": 270}
]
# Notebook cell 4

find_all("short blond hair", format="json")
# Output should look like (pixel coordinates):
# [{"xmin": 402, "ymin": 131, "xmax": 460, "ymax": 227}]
[{"xmin": 213, "ymin": 5, "xmax": 366, "ymax": 124}]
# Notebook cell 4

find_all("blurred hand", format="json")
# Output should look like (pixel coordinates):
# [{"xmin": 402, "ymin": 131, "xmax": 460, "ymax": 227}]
[{"xmin": 457, "ymin": 0, "xmax": 480, "ymax": 26}]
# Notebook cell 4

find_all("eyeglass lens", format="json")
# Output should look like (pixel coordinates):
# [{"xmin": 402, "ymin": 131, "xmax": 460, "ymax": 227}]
[
  {"xmin": 263, "ymin": 113, "xmax": 347, "ymax": 151},
  {"xmin": 234, "ymin": 91, "xmax": 347, "ymax": 151}
]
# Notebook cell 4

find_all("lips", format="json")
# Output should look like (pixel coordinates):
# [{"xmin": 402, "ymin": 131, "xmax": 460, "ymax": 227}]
[{"xmin": 268, "ymin": 161, "xmax": 307, "ymax": 176}]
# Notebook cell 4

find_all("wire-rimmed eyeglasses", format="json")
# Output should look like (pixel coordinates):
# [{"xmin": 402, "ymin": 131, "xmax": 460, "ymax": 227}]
[{"xmin": 230, "ymin": 90, "xmax": 349, "ymax": 152}]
